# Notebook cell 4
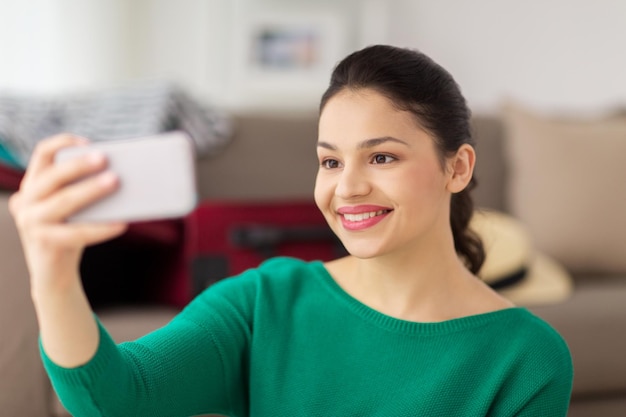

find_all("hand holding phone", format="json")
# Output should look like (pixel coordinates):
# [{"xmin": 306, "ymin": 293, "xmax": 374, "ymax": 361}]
[{"xmin": 54, "ymin": 131, "xmax": 197, "ymax": 223}]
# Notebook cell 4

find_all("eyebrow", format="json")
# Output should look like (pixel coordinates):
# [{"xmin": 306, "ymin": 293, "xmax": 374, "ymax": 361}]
[{"xmin": 317, "ymin": 136, "xmax": 410, "ymax": 150}]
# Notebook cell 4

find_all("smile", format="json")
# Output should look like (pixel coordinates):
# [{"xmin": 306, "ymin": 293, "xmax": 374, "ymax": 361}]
[
  {"xmin": 338, "ymin": 207, "xmax": 392, "ymax": 231},
  {"xmin": 342, "ymin": 210, "xmax": 390, "ymax": 222}
]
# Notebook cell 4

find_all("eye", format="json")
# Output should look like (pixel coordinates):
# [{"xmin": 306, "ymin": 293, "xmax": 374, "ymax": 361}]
[
  {"xmin": 321, "ymin": 158, "xmax": 341, "ymax": 169},
  {"xmin": 372, "ymin": 154, "xmax": 396, "ymax": 164}
]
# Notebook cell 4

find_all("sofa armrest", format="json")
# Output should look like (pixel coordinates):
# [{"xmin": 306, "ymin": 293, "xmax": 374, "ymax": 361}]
[{"xmin": 0, "ymin": 192, "xmax": 50, "ymax": 417}]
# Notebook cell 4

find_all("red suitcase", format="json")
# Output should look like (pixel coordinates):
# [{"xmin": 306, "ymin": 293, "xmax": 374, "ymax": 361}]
[{"xmin": 164, "ymin": 200, "xmax": 347, "ymax": 307}]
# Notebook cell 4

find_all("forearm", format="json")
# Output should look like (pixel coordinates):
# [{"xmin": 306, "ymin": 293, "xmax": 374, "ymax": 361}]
[
  {"xmin": 42, "ymin": 309, "xmax": 240, "ymax": 417},
  {"xmin": 32, "ymin": 275, "xmax": 99, "ymax": 368},
  {"xmin": 9, "ymin": 134, "xmax": 128, "ymax": 367}
]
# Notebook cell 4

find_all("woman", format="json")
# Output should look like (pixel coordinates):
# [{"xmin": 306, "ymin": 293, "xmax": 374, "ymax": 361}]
[{"xmin": 10, "ymin": 45, "xmax": 573, "ymax": 416}]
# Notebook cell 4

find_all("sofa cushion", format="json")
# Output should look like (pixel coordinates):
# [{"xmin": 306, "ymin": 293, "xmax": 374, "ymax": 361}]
[
  {"xmin": 196, "ymin": 113, "xmax": 320, "ymax": 201},
  {"xmin": 472, "ymin": 116, "xmax": 508, "ymax": 212},
  {"xmin": 502, "ymin": 102, "xmax": 626, "ymax": 275},
  {"xmin": 531, "ymin": 277, "xmax": 626, "ymax": 397},
  {"xmin": 0, "ymin": 194, "xmax": 50, "ymax": 417}
]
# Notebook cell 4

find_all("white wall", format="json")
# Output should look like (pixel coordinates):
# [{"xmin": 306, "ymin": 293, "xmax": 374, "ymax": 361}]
[
  {"xmin": 0, "ymin": 0, "xmax": 368, "ymax": 109},
  {"xmin": 0, "ymin": 0, "xmax": 134, "ymax": 95},
  {"xmin": 0, "ymin": 1, "xmax": 59, "ymax": 93},
  {"xmin": 1, "ymin": 0, "xmax": 625, "ymax": 113},
  {"xmin": 388, "ymin": 0, "xmax": 626, "ymax": 113},
  {"xmin": 124, "ymin": 0, "xmax": 231, "ymax": 102}
]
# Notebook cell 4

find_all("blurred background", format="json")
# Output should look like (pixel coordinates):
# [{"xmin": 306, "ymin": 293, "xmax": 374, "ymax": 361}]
[
  {"xmin": 1, "ymin": 0, "xmax": 625, "ymax": 113},
  {"xmin": 2, "ymin": 2, "xmax": 626, "ymax": 416}
]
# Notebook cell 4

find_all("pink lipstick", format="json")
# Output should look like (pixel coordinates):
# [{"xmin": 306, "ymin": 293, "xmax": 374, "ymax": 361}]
[{"xmin": 337, "ymin": 205, "xmax": 392, "ymax": 231}]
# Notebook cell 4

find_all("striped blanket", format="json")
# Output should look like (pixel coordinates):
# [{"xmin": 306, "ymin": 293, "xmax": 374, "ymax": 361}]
[{"xmin": 0, "ymin": 81, "xmax": 233, "ymax": 167}]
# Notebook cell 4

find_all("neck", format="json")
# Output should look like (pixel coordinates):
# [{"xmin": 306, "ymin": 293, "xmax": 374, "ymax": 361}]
[{"xmin": 339, "ymin": 233, "xmax": 475, "ymax": 322}]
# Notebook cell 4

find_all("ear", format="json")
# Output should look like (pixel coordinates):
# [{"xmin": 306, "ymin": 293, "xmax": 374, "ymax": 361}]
[{"xmin": 445, "ymin": 144, "xmax": 476, "ymax": 193}]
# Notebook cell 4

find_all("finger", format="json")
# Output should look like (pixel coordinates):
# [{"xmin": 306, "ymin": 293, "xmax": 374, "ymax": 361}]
[
  {"xmin": 48, "ymin": 221, "xmax": 129, "ymax": 248},
  {"xmin": 21, "ymin": 134, "xmax": 89, "ymax": 189},
  {"xmin": 33, "ymin": 170, "xmax": 120, "ymax": 223},
  {"xmin": 21, "ymin": 151, "xmax": 108, "ymax": 204},
  {"xmin": 21, "ymin": 223, "xmax": 129, "ymax": 267},
  {"xmin": 8, "ymin": 191, "xmax": 21, "ymax": 218}
]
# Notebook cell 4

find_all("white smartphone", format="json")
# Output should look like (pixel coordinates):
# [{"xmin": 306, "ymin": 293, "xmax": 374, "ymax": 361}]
[{"xmin": 54, "ymin": 131, "xmax": 197, "ymax": 223}]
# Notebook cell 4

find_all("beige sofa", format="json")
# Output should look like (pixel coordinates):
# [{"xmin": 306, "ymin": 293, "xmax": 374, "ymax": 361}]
[{"xmin": 1, "ymin": 111, "xmax": 626, "ymax": 416}]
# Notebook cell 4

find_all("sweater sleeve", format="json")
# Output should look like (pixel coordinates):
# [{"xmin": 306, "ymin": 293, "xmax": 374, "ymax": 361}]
[{"xmin": 41, "ymin": 270, "xmax": 258, "ymax": 417}]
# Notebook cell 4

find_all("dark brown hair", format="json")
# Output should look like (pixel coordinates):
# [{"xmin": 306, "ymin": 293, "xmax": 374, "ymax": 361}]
[{"xmin": 320, "ymin": 45, "xmax": 485, "ymax": 274}]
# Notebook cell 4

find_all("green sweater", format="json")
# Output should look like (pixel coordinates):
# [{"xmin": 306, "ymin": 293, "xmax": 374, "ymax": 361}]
[{"xmin": 42, "ymin": 257, "xmax": 573, "ymax": 417}]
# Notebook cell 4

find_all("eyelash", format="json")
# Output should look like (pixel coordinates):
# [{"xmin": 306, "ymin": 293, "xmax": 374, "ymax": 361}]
[
  {"xmin": 371, "ymin": 154, "xmax": 396, "ymax": 164},
  {"xmin": 321, "ymin": 159, "xmax": 340, "ymax": 169},
  {"xmin": 320, "ymin": 153, "xmax": 397, "ymax": 169}
]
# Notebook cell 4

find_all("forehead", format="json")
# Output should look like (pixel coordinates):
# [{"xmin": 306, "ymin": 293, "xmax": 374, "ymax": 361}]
[{"xmin": 318, "ymin": 89, "xmax": 426, "ymax": 141}]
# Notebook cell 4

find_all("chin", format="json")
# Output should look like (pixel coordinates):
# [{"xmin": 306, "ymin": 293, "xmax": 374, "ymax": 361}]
[{"xmin": 339, "ymin": 240, "xmax": 387, "ymax": 260}]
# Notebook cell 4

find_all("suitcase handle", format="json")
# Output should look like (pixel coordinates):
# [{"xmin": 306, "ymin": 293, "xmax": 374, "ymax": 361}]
[
  {"xmin": 230, "ymin": 224, "xmax": 337, "ymax": 249},
  {"xmin": 191, "ymin": 225, "xmax": 345, "ymax": 296}
]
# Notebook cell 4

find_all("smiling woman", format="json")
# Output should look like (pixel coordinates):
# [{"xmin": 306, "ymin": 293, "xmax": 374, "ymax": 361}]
[
  {"xmin": 11, "ymin": 45, "xmax": 573, "ymax": 417},
  {"xmin": 318, "ymin": 46, "xmax": 482, "ymax": 270}
]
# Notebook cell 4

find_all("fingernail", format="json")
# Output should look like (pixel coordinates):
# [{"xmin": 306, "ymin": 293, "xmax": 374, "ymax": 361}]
[
  {"xmin": 99, "ymin": 172, "xmax": 117, "ymax": 186},
  {"xmin": 73, "ymin": 135, "xmax": 90, "ymax": 144},
  {"xmin": 88, "ymin": 152, "xmax": 106, "ymax": 166}
]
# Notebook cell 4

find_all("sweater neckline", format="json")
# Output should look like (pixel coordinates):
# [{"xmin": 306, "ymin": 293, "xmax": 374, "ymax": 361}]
[{"xmin": 310, "ymin": 260, "xmax": 529, "ymax": 335}]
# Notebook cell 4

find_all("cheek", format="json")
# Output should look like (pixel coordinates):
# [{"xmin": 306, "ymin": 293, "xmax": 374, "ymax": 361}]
[
  {"xmin": 313, "ymin": 173, "xmax": 329, "ymax": 211},
  {"xmin": 386, "ymin": 164, "xmax": 446, "ymax": 201}
]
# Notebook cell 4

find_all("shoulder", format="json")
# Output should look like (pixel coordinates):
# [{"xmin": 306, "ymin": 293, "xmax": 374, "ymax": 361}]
[
  {"xmin": 203, "ymin": 256, "xmax": 323, "ymax": 298},
  {"xmin": 495, "ymin": 308, "xmax": 573, "ymax": 378},
  {"xmin": 510, "ymin": 309, "xmax": 570, "ymax": 352},
  {"xmin": 187, "ymin": 257, "xmax": 330, "ymax": 327},
  {"xmin": 486, "ymin": 309, "xmax": 574, "ymax": 413},
  {"xmin": 257, "ymin": 256, "xmax": 317, "ymax": 275},
  {"xmin": 459, "ymin": 308, "xmax": 573, "ymax": 388},
  {"xmin": 254, "ymin": 256, "xmax": 328, "ymax": 294},
  {"xmin": 497, "ymin": 309, "xmax": 570, "ymax": 351},
  {"xmin": 182, "ymin": 257, "xmax": 321, "ymax": 324}
]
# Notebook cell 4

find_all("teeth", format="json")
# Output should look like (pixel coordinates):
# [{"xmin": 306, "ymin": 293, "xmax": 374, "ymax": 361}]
[{"xmin": 344, "ymin": 210, "xmax": 386, "ymax": 222}]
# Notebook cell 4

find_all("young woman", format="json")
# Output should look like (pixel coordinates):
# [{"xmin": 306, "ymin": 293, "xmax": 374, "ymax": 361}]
[{"xmin": 10, "ymin": 45, "xmax": 573, "ymax": 416}]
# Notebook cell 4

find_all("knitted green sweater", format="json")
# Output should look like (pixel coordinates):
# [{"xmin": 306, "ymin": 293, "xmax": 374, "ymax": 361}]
[{"xmin": 42, "ymin": 257, "xmax": 573, "ymax": 417}]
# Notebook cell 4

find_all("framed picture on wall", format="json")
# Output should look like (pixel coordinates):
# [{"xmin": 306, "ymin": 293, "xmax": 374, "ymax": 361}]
[{"xmin": 229, "ymin": 7, "xmax": 348, "ymax": 110}]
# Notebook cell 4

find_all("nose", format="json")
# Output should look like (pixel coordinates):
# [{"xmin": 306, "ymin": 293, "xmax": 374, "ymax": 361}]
[{"xmin": 335, "ymin": 163, "xmax": 371, "ymax": 199}]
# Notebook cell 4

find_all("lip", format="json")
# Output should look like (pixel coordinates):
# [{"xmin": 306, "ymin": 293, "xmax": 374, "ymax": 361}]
[
  {"xmin": 337, "ymin": 205, "xmax": 392, "ymax": 231},
  {"xmin": 337, "ymin": 205, "xmax": 391, "ymax": 215}
]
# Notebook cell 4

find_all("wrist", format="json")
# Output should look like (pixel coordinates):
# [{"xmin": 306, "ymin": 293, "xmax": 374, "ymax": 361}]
[{"xmin": 30, "ymin": 273, "xmax": 84, "ymax": 306}]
